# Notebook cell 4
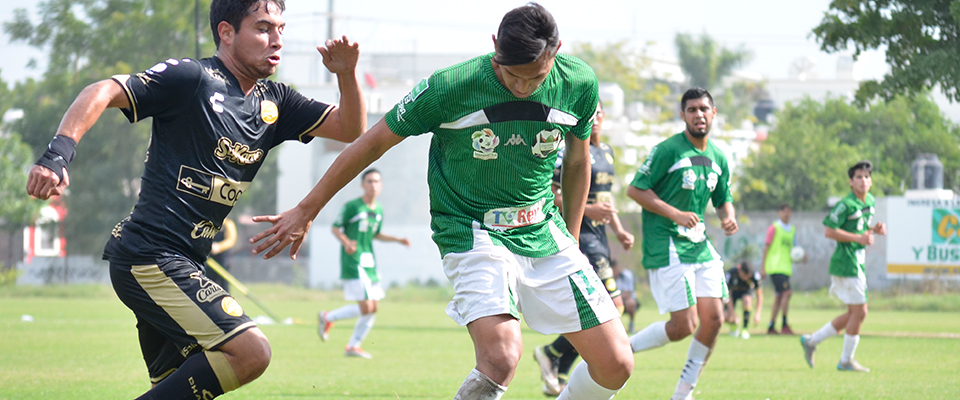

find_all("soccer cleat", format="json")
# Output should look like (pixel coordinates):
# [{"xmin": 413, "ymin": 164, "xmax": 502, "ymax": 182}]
[
  {"xmin": 541, "ymin": 383, "xmax": 561, "ymax": 397},
  {"xmin": 837, "ymin": 359, "xmax": 870, "ymax": 372},
  {"xmin": 533, "ymin": 346, "xmax": 561, "ymax": 396},
  {"xmin": 740, "ymin": 330, "xmax": 751, "ymax": 339},
  {"xmin": 730, "ymin": 328, "xmax": 741, "ymax": 338},
  {"xmin": 780, "ymin": 325, "xmax": 795, "ymax": 335},
  {"xmin": 800, "ymin": 334, "xmax": 816, "ymax": 368},
  {"xmin": 318, "ymin": 311, "xmax": 333, "ymax": 342},
  {"xmin": 344, "ymin": 346, "xmax": 372, "ymax": 359},
  {"xmin": 767, "ymin": 326, "xmax": 779, "ymax": 335}
]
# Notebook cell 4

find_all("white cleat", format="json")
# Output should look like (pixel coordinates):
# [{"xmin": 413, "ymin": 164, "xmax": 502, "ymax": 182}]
[
  {"xmin": 837, "ymin": 359, "xmax": 870, "ymax": 372},
  {"xmin": 534, "ymin": 346, "xmax": 560, "ymax": 396},
  {"xmin": 344, "ymin": 346, "xmax": 372, "ymax": 359},
  {"xmin": 800, "ymin": 334, "xmax": 816, "ymax": 368}
]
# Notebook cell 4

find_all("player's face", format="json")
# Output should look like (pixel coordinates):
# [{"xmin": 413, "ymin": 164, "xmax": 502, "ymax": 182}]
[
  {"xmin": 779, "ymin": 207, "xmax": 792, "ymax": 223},
  {"xmin": 590, "ymin": 106, "xmax": 605, "ymax": 141},
  {"xmin": 494, "ymin": 51, "xmax": 556, "ymax": 99},
  {"xmin": 850, "ymin": 168, "xmax": 872, "ymax": 196},
  {"xmin": 737, "ymin": 267, "xmax": 750, "ymax": 281},
  {"xmin": 232, "ymin": 1, "xmax": 284, "ymax": 79},
  {"xmin": 362, "ymin": 172, "xmax": 382, "ymax": 198},
  {"xmin": 681, "ymin": 96, "xmax": 716, "ymax": 139}
]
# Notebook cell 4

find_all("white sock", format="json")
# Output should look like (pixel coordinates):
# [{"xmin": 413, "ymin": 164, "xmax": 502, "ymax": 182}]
[
  {"xmin": 326, "ymin": 304, "xmax": 361, "ymax": 322},
  {"xmin": 347, "ymin": 313, "xmax": 376, "ymax": 348},
  {"xmin": 453, "ymin": 369, "xmax": 506, "ymax": 400},
  {"xmin": 676, "ymin": 338, "xmax": 710, "ymax": 390},
  {"xmin": 840, "ymin": 334, "xmax": 860, "ymax": 363},
  {"xmin": 557, "ymin": 361, "xmax": 620, "ymax": 400},
  {"xmin": 809, "ymin": 321, "xmax": 838, "ymax": 346},
  {"xmin": 629, "ymin": 320, "xmax": 670, "ymax": 352}
]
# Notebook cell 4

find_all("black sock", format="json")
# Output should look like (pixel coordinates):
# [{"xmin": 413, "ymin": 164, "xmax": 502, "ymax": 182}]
[
  {"xmin": 783, "ymin": 314, "xmax": 788, "ymax": 326},
  {"xmin": 557, "ymin": 349, "xmax": 580, "ymax": 382},
  {"xmin": 768, "ymin": 320, "xmax": 775, "ymax": 329},
  {"xmin": 547, "ymin": 335, "xmax": 576, "ymax": 359},
  {"xmin": 743, "ymin": 311, "xmax": 751, "ymax": 329},
  {"xmin": 136, "ymin": 353, "xmax": 226, "ymax": 400}
]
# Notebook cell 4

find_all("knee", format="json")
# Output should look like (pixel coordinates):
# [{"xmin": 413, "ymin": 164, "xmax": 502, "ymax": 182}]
[
  {"xmin": 667, "ymin": 319, "xmax": 697, "ymax": 340},
  {"xmin": 244, "ymin": 336, "xmax": 272, "ymax": 382},
  {"xmin": 478, "ymin": 343, "xmax": 522, "ymax": 382}
]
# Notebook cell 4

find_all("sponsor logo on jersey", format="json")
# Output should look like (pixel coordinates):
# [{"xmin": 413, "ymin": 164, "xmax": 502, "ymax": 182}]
[
  {"xmin": 682, "ymin": 169, "xmax": 697, "ymax": 190},
  {"xmin": 260, "ymin": 100, "xmax": 278, "ymax": 124},
  {"xmin": 221, "ymin": 296, "xmax": 244, "ymax": 317},
  {"xmin": 191, "ymin": 220, "xmax": 220, "ymax": 240},
  {"xmin": 637, "ymin": 146, "xmax": 657, "ymax": 175},
  {"xmin": 472, "ymin": 128, "xmax": 500, "ymax": 160},
  {"xmin": 531, "ymin": 129, "xmax": 563, "ymax": 158},
  {"xmin": 504, "ymin": 134, "xmax": 527, "ymax": 146},
  {"xmin": 707, "ymin": 172, "xmax": 719, "ymax": 191},
  {"xmin": 176, "ymin": 166, "xmax": 251, "ymax": 206},
  {"xmin": 190, "ymin": 271, "xmax": 227, "ymax": 303},
  {"xmin": 396, "ymin": 77, "xmax": 429, "ymax": 122},
  {"xmin": 483, "ymin": 199, "xmax": 546, "ymax": 231},
  {"xmin": 205, "ymin": 67, "xmax": 229, "ymax": 85},
  {"xmin": 677, "ymin": 222, "xmax": 707, "ymax": 242},
  {"xmin": 111, "ymin": 215, "xmax": 131, "ymax": 238},
  {"xmin": 180, "ymin": 343, "xmax": 199, "ymax": 358},
  {"xmin": 209, "ymin": 92, "xmax": 225, "ymax": 113},
  {"xmin": 214, "ymin": 137, "xmax": 264, "ymax": 165},
  {"xmin": 829, "ymin": 203, "xmax": 847, "ymax": 224},
  {"xmin": 147, "ymin": 62, "xmax": 168, "ymax": 74},
  {"xmin": 594, "ymin": 173, "xmax": 614, "ymax": 185}
]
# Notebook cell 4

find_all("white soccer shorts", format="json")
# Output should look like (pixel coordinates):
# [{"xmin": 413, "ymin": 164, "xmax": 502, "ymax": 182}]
[
  {"xmin": 648, "ymin": 259, "xmax": 727, "ymax": 315},
  {"xmin": 342, "ymin": 278, "xmax": 385, "ymax": 301},
  {"xmin": 441, "ymin": 235, "xmax": 618, "ymax": 334},
  {"xmin": 829, "ymin": 275, "xmax": 867, "ymax": 305}
]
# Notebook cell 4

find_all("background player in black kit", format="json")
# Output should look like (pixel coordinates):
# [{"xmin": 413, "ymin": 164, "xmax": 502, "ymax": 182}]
[
  {"xmin": 533, "ymin": 102, "xmax": 635, "ymax": 396},
  {"xmin": 25, "ymin": 0, "xmax": 365, "ymax": 398},
  {"xmin": 724, "ymin": 261, "xmax": 764, "ymax": 339}
]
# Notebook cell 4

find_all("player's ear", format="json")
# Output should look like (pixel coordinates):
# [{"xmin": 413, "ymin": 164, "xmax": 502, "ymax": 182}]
[{"xmin": 218, "ymin": 21, "xmax": 236, "ymax": 47}]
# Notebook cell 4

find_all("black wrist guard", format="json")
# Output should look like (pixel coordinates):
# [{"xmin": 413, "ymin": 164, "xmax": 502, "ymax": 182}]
[{"xmin": 35, "ymin": 135, "xmax": 77, "ymax": 182}]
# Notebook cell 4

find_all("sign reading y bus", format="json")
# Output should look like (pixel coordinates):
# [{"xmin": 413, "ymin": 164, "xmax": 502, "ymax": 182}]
[{"xmin": 887, "ymin": 197, "xmax": 960, "ymax": 276}]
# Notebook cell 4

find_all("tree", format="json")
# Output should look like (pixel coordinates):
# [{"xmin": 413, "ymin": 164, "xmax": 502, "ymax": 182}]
[
  {"xmin": 674, "ymin": 32, "xmax": 752, "ymax": 91},
  {"xmin": 813, "ymin": 0, "xmax": 960, "ymax": 104},
  {"xmin": 739, "ymin": 95, "xmax": 960, "ymax": 211},
  {"xmin": 2, "ymin": 0, "xmax": 224, "ymax": 253}
]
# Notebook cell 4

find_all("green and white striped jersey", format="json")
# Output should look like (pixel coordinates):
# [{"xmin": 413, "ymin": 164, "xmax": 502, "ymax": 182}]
[
  {"xmin": 383, "ymin": 53, "xmax": 599, "ymax": 258},
  {"xmin": 631, "ymin": 132, "xmax": 733, "ymax": 269},
  {"xmin": 333, "ymin": 198, "xmax": 383, "ymax": 281}
]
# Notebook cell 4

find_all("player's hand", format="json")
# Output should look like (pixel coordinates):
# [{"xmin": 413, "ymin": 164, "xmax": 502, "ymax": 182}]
[
  {"xmin": 753, "ymin": 313, "xmax": 761, "ymax": 326},
  {"xmin": 873, "ymin": 221, "xmax": 887, "ymax": 236},
  {"xmin": 318, "ymin": 35, "xmax": 359, "ymax": 74},
  {"xmin": 249, "ymin": 206, "xmax": 314, "ymax": 260},
  {"xmin": 26, "ymin": 164, "xmax": 69, "ymax": 200},
  {"xmin": 343, "ymin": 240, "xmax": 357, "ymax": 254},
  {"xmin": 617, "ymin": 230, "xmax": 635, "ymax": 250},
  {"xmin": 721, "ymin": 217, "xmax": 738, "ymax": 235},
  {"xmin": 671, "ymin": 211, "xmax": 700, "ymax": 229},
  {"xmin": 584, "ymin": 202, "xmax": 618, "ymax": 224},
  {"xmin": 399, "ymin": 238, "xmax": 411, "ymax": 248},
  {"xmin": 858, "ymin": 232, "xmax": 874, "ymax": 246}
]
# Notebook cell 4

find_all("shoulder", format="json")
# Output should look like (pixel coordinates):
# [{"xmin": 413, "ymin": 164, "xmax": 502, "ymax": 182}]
[{"xmin": 554, "ymin": 54, "xmax": 596, "ymax": 77}]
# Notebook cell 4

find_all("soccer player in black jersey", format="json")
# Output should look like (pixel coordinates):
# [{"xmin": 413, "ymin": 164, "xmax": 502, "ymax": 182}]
[{"xmin": 26, "ymin": 0, "xmax": 365, "ymax": 398}]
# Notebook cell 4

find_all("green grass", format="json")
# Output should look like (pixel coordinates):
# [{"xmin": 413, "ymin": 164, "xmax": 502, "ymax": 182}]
[{"xmin": 1, "ymin": 285, "xmax": 958, "ymax": 399}]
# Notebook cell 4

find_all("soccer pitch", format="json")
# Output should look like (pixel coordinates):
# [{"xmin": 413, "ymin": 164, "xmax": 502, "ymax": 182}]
[{"xmin": 1, "ymin": 285, "xmax": 958, "ymax": 399}]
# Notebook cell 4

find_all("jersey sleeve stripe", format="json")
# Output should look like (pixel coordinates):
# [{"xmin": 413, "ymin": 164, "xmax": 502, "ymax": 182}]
[
  {"xmin": 111, "ymin": 75, "xmax": 139, "ymax": 122},
  {"xmin": 296, "ymin": 104, "xmax": 335, "ymax": 143}
]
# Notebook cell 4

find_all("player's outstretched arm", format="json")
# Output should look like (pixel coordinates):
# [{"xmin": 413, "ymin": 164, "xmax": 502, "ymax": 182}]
[
  {"xmin": 309, "ymin": 35, "xmax": 366, "ymax": 143},
  {"xmin": 716, "ymin": 202, "xmax": 738, "ymax": 235},
  {"xmin": 26, "ymin": 80, "xmax": 129, "ymax": 200},
  {"xmin": 250, "ymin": 119, "xmax": 405, "ymax": 259},
  {"xmin": 560, "ymin": 133, "xmax": 590, "ymax": 242},
  {"xmin": 375, "ymin": 233, "xmax": 411, "ymax": 248},
  {"xmin": 626, "ymin": 186, "xmax": 699, "ymax": 228}
]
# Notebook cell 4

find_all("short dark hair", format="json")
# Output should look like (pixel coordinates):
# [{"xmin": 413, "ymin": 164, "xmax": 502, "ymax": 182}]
[
  {"xmin": 848, "ymin": 160, "xmax": 873, "ymax": 179},
  {"xmin": 361, "ymin": 168, "xmax": 380, "ymax": 180},
  {"xmin": 778, "ymin": 203, "xmax": 791, "ymax": 211},
  {"xmin": 737, "ymin": 261, "xmax": 752, "ymax": 275},
  {"xmin": 492, "ymin": 2, "xmax": 560, "ymax": 66},
  {"xmin": 210, "ymin": 0, "xmax": 286, "ymax": 48},
  {"xmin": 680, "ymin": 87, "xmax": 714, "ymax": 111}
]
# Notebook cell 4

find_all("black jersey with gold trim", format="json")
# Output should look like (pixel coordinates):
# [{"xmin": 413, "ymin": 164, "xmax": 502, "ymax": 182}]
[
  {"xmin": 552, "ymin": 141, "xmax": 616, "ymax": 256},
  {"xmin": 103, "ymin": 56, "xmax": 334, "ymax": 265}
]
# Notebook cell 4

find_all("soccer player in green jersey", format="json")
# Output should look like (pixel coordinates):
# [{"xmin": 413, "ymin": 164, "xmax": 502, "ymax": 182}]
[
  {"xmin": 251, "ymin": 3, "xmax": 633, "ymax": 399},
  {"xmin": 626, "ymin": 88, "xmax": 738, "ymax": 400},
  {"xmin": 801, "ymin": 160, "xmax": 886, "ymax": 372},
  {"xmin": 319, "ymin": 169, "xmax": 410, "ymax": 359}
]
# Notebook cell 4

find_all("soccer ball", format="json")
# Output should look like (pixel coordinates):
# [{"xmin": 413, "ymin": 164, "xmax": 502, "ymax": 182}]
[{"xmin": 791, "ymin": 246, "xmax": 805, "ymax": 262}]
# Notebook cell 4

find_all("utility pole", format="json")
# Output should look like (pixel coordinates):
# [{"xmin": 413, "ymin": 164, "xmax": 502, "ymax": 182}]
[
  {"xmin": 194, "ymin": 0, "xmax": 202, "ymax": 59},
  {"xmin": 326, "ymin": 0, "xmax": 335, "ymax": 84}
]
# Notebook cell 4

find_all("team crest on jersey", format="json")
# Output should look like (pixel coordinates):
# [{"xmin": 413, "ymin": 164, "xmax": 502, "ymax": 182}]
[
  {"xmin": 532, "ymin": 129, "xmax": 562, "ymax": 158},
  {"xmin": 221, "ymin": 296, "xmax": 244, "ymax": 317},
  {"xmin": 682, "ymin": 169, "xmax": 697, "ymax": 190},
  {"xmin": 707, "ymin": 172, "xmax": 718, "ymax": 191},
  {"xmin": 260, "ymin": 100, "xmax": 278, "ymax": 124},
  {"xmin": 472, "ymin": 128, "xmax": 500, "ymax": 160}
]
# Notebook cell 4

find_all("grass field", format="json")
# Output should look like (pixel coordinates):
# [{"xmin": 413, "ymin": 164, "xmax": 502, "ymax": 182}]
[{"xmin": 1, "ymin": 284, "xmax": 958, "ymax": 399}]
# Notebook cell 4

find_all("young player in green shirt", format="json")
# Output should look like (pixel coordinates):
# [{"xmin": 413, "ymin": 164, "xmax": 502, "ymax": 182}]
[
  {"xmin": 250, "ymin": 3, "xmax": 633, "ymax": 399},
  {"xmin": 801, "ymin": 160, "xmax": 886, "ymax": 372},
  {"xmin": 319, "ymin": 169, "xmax": 410, "ymax": 358},
  {"xmin": 626, "ymin": 88, "xmax": 738, "ymax": 400}
]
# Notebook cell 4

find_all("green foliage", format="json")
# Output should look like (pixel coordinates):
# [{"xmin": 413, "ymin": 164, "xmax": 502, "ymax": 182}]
[
  {"xmin": 0, "ymin": 264, "xmax": 20, "ymax": 286},
  {"xmin": 738, "ymin": 95, "xmax": 960, "ymax": 211},
  {"xmin": 813, "ymin": 0, "xmax": 960, "ymax": 103},
  {"xmin": 674, "ymin": 32, "xmax": 752, "ymax": 91},
  {"xmin": 3, "ymin": 0, "xmax": 215, "ymax": 253}
]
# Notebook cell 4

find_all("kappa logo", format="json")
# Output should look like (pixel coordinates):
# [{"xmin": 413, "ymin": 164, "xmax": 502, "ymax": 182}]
[
  {"xmin": 531, "ymin": 129, "xmax": 562, "ymax": 158},
  {"xmin": 190, "ymin": 220, "xmax": 220, "ymax": 240},
  {"xmin": 505, "ymin": 134, "xmax": 527, "ymax": 146},
  {"xmin": 214, "ymin": 137, "xmax": 264, "ymax": 165},
  {"xmin": 472, "ymin": 128, "xmax": 500, "ymax": 160}
]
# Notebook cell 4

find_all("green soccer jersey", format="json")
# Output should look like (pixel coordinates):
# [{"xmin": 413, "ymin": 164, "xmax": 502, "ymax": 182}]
[
  {"xmin": 333, "ymin": 198, "xmax": 383, "ymax": 281},
  {"xmin": 383, "ymin": 53, "xmax": 599, "ymax": 258},
  {"xmin": 630, "ymin": 132, "xmax": 733, "ymax": 269},
  {"xmin": 823, "ymin": 191, "xmax": 875, "ymax": 277}
]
